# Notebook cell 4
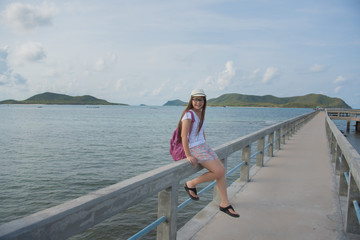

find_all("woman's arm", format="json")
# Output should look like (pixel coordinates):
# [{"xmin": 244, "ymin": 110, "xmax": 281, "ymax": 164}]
[{"xmin": 181, "ymin": 119, "xmax": 197, "ymax": 166}]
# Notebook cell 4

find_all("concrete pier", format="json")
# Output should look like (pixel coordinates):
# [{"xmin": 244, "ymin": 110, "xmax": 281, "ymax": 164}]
[
  {"xmin": 186, "ymin": 112, "xmax": 350, "ymax": 240},
  {"xmin": 327, "ymin": 109, "xmax": 360, "ymax": 132}
]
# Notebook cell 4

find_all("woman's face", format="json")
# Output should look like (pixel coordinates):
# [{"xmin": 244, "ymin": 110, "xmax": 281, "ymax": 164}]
[{"xmin": 192, "ymin": 96, "xmax": 205, "ymax": 111}]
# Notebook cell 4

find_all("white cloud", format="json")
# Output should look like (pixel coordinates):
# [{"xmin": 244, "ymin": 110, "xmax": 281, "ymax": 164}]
[
  {"xmin": 152, "ymin": 81, "xmax": 167, "ymax": 96},
  {"xmin": 262, "ymin": 67, "xmax": 278, "ymax": 84},
  {"xmin": 94, "ymin": 57, "xmax": 106, "ymax": 71},
  {"xmin": 0, "ymin": 46, "xmax": 8, "ymax": 59},
  {"xmin": 140, "ymin": 89, "xmax": 148, "ymax": 97},
  {"xmin": 0, "ymin": 74, "xmax": 7, "ymax": 86},
  {"xmin": 334, "ymin": 86, "xmax": 342, "ymax": 93},
  {"xmin": 12, "ymin": 73, "xmax": 27, "ymax": 85},
  {"xmin": 249, "ymin": 68, "xmax": 260, "ymax": 79},
  {"xmin": 115, "ymin": 78, "xmax": 126, "ymax": 91},
  {"xmin": 92, "ymin": 53, "xmax": 117, "ymax": 72},
  {"xmin": 205, "ymin": 61, "xmax": 235, "ymax": 91},
  {"xmin": 0, "ymin": 46, "xmax": 9, "ymax": 73},
  {"xmin": 1, "ymin": 2, "xmax": 55, "ymax": 32},
  {"xmin": 243, "ymin": 68, "xmax": 260, "ymax": 81},
  {"xmin": 0, "ymin": 46, "xmax": 27, "ymax": 86},
  {"xmin": 310, "ymin": 64, "xmax": 325, "ymax": 73},
  {"xmin": 334, "ymin": 75, "xmax": 346, "ymax": 83},
  {"xmin": 218, "ymin": 61, "xmax": 235, "ymax": 90},
  {"xmin": 0, "ymin": 47, "xmax": 10, "ymax": 86},
  {"xmin": 12, "ymin": 42, "xmax": 46, "ymax": 65},
  {"xmin": 42, "ymin": 69, "xmax": 61, "ymax": 78},
  {"xmin": 107, "ymin": 52, "xmax": 117, "ymax": 62}
]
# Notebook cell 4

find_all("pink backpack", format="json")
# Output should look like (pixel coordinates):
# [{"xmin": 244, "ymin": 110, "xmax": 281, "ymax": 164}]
[{"xmin": 170, "ymin": 111, "xmax": 195, "ymax": 161}]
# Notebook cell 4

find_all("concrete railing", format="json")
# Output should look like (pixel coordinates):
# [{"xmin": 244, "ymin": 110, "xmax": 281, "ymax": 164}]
[
  {"xmin": 0, "ymin": 111, "xmax": 317, "ymax": 240},
  {"xmin": 325, "ymin": 111, "xmax": 360, "ymax": 234}
]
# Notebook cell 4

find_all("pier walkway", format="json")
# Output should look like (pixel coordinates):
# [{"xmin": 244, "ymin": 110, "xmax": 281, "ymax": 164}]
[{"xmin": 184, "ymin": 112, "xmax": 348, "ymax": 240}]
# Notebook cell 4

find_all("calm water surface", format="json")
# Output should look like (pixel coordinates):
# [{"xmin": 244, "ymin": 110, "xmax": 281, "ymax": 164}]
[{"xmin": 4, "ymin": 105, "xmax": 351, "ymax": 239}]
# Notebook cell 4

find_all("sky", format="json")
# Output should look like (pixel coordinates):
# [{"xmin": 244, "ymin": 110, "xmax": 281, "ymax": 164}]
[{"xmin": 0, "ymin": 0, "xmax": 359, "ymax": 107}]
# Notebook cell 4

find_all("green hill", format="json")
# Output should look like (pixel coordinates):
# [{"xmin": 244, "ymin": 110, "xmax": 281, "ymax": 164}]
[
  {"xmin": 164, "ymin": 99, "xmax": 187, "ymax": 106},
  {"xmin": 207, "ymin": 93, "xmax": 351, "ymax": 108},
  {"xmin": 0, "ymin": 92, "xmax": 127, "ymax": 105}
]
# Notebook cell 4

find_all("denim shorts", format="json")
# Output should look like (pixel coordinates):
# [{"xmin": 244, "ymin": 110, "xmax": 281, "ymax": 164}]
[{"xmin": 190, "ymin": 142, "xmax": 218, "ymax": 162}]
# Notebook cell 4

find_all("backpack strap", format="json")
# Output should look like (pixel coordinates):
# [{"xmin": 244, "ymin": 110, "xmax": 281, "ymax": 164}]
[{"xmin": 188, "ymin": 110, "xmax": 195, "ymax": 135}]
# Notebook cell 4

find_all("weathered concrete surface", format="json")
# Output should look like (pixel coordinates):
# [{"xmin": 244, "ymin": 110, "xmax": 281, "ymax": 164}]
[{"xmin": 190, "ymin": 112, "xmax": 348, "ymax": 240}]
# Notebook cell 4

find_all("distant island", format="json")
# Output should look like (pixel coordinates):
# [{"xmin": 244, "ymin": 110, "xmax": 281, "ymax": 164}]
[
  {"xmin": 0, "ymin": 92, "xmax": 127, "ymax": 105},
  {"xmin": 164, "ymin": 93, "xmax": 351, "ymax": 109},
  {"xmin": 164, "ymin": 99, "xmax": 187, "ymax": 106}
]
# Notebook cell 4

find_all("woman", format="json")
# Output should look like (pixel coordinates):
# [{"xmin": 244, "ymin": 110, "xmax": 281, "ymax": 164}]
[{"xmin": 178, "ymin": 88, "xmax": 239, "ymax": 218}]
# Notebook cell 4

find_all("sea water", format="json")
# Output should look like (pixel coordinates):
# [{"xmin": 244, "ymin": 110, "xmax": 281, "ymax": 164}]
[{"xmin": 3, "ymin": 105, "xmax": 353, "ymax": 239}]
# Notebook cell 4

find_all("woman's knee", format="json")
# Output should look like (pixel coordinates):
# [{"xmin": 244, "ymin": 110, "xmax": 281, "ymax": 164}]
[
  {"xmin": 213, "ymin": 163, "xmax": 225, "ymax": 178},
  {"xmin": 201, "ymin": 159, "xmax": 225, "ymax": 178}
]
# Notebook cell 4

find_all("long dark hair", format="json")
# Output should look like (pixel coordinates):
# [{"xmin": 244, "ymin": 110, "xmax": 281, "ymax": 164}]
[{"xmin": 176, "ymin": 96, "xmax": 207, "ymax": 142}]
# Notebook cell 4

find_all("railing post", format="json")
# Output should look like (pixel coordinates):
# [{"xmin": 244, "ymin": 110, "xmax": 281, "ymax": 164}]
[
  {"xmin": 295, "ymin": 119, "xmax": 301, "ymax": 132},
  {"xmin": 331, "ymin": 134, "xmax": 337, "ymax": 163},
  {"xmin": 330, "ymin": 133, "xmax": 335, "ymax": 156},
  {"xmin": 157, "ymin": 184, "xmax": 179, "ymax": 240},
  {"xmin": 325, "ymin": 121, "xmax": 330, "ymax": 143},
  {"xmin": 335, "ymin": 145, "xmax": 342, "ymax": 175},
  {"xmin": 293, "ymin": 121, "xmax": 297, "ymax": 134},
  {"xmin": 275, "ymin": 129, "xmax": 281, "ymax": 150},
  {"xmin": 339, "ymin": 155, "xmax": 350, "ymax": 196},
  {"xmin": 288, "ymin": 122, "xmax": 296, "ymax": 139},
  {"xmin": 326, "ymin": 125, "xmax": 331, "ymax": 148},
  {"xmin": 240, "ymin": 145, "xmax": 251, "ymax": 182},
  {"xmin": 267, "ymin": 132, "xmax": 274, "ymax": 157},
  {"xmin": 256, "ymin": 137, "xmax": 264, "ymax": 167},
  {"xmin": 281, "ymin": 126, "xmax": 286, "ymax": 145},
  {"xmin": 345, "ymin": 172, "xmax": 360, "ymax": 234},
  {"xmin": 297, "ymin": 119, "xmax": 302, "ymax": 131},
  {"xmin": 332, "ymin": 140, "xmax": 338, "ymax": 163},
  {"xmin": 286, "ymin": 124, "xmax": 290, "ymax": 140}
]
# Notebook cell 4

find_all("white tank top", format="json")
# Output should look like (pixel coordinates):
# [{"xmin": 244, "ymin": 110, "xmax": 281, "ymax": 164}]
[{"xmin": 181, "ymin": 110, "xmax": 206, "ymax": 148}]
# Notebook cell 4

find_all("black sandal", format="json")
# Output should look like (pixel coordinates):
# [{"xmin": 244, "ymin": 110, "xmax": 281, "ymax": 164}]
[
  {"xmin": 184, "ymin": 183, "xmax": 199, "ymax": 201},
  {"xmin": 219, "ymin": 205, "xmax": 240, "ymax": 218}
]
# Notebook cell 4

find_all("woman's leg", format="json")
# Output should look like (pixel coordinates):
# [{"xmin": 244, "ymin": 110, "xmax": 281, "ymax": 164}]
[{"xmin": 186, "ymin": 158, "xmax": 238, "ymax": 215}]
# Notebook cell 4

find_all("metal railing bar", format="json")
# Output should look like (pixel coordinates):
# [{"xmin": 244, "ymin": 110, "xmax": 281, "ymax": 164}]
[
  {"xmin": 127, "ymin": 216, "xmax": 167, "ymax": 240},
  {"xmin": 226, "ymin": 161, "xmax": 246, "ymax": 177},
  {"xmin": 250, "ymin": 150, "xmax": 262, "ymax": 159},
  {"xmin": 345, "ymin": 172, "xmax": 350, "ymax": 185},
  {"xmin": 353, "ymin": 200, "xmax": 360, "ymax": 225},
  {"xmin": 177, "ymin": 198, "xmax": 193, "ymax": 211},
  {"xmin": 198, "ymin": 180, "xmax": 217, "ymax": 196}
]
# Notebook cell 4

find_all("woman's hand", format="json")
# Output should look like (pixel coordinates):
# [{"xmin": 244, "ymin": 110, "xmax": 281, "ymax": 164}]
[{"xmin": 187, "ymin": 155, "xmax": 198, "ymax": 166}]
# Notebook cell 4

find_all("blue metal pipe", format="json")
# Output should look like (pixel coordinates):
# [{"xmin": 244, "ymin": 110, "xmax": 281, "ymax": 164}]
[
  {"xmin": 250, "ymin": 150, "xmax": 262, "ymax": 159},
  {"xmin": 127, "ymin": 216, "xmax": 167, "ymax": 240},
  {"xmin": 345, "ymin": 172, "xmax": 350, "ymax": 185},
  {"xmin": 353, "ymin": 200, "xmax": 360, "ymax": 225},
  {"xmin": 226, "ymin": 161, "xmax": 246, "ymax": 176}
]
